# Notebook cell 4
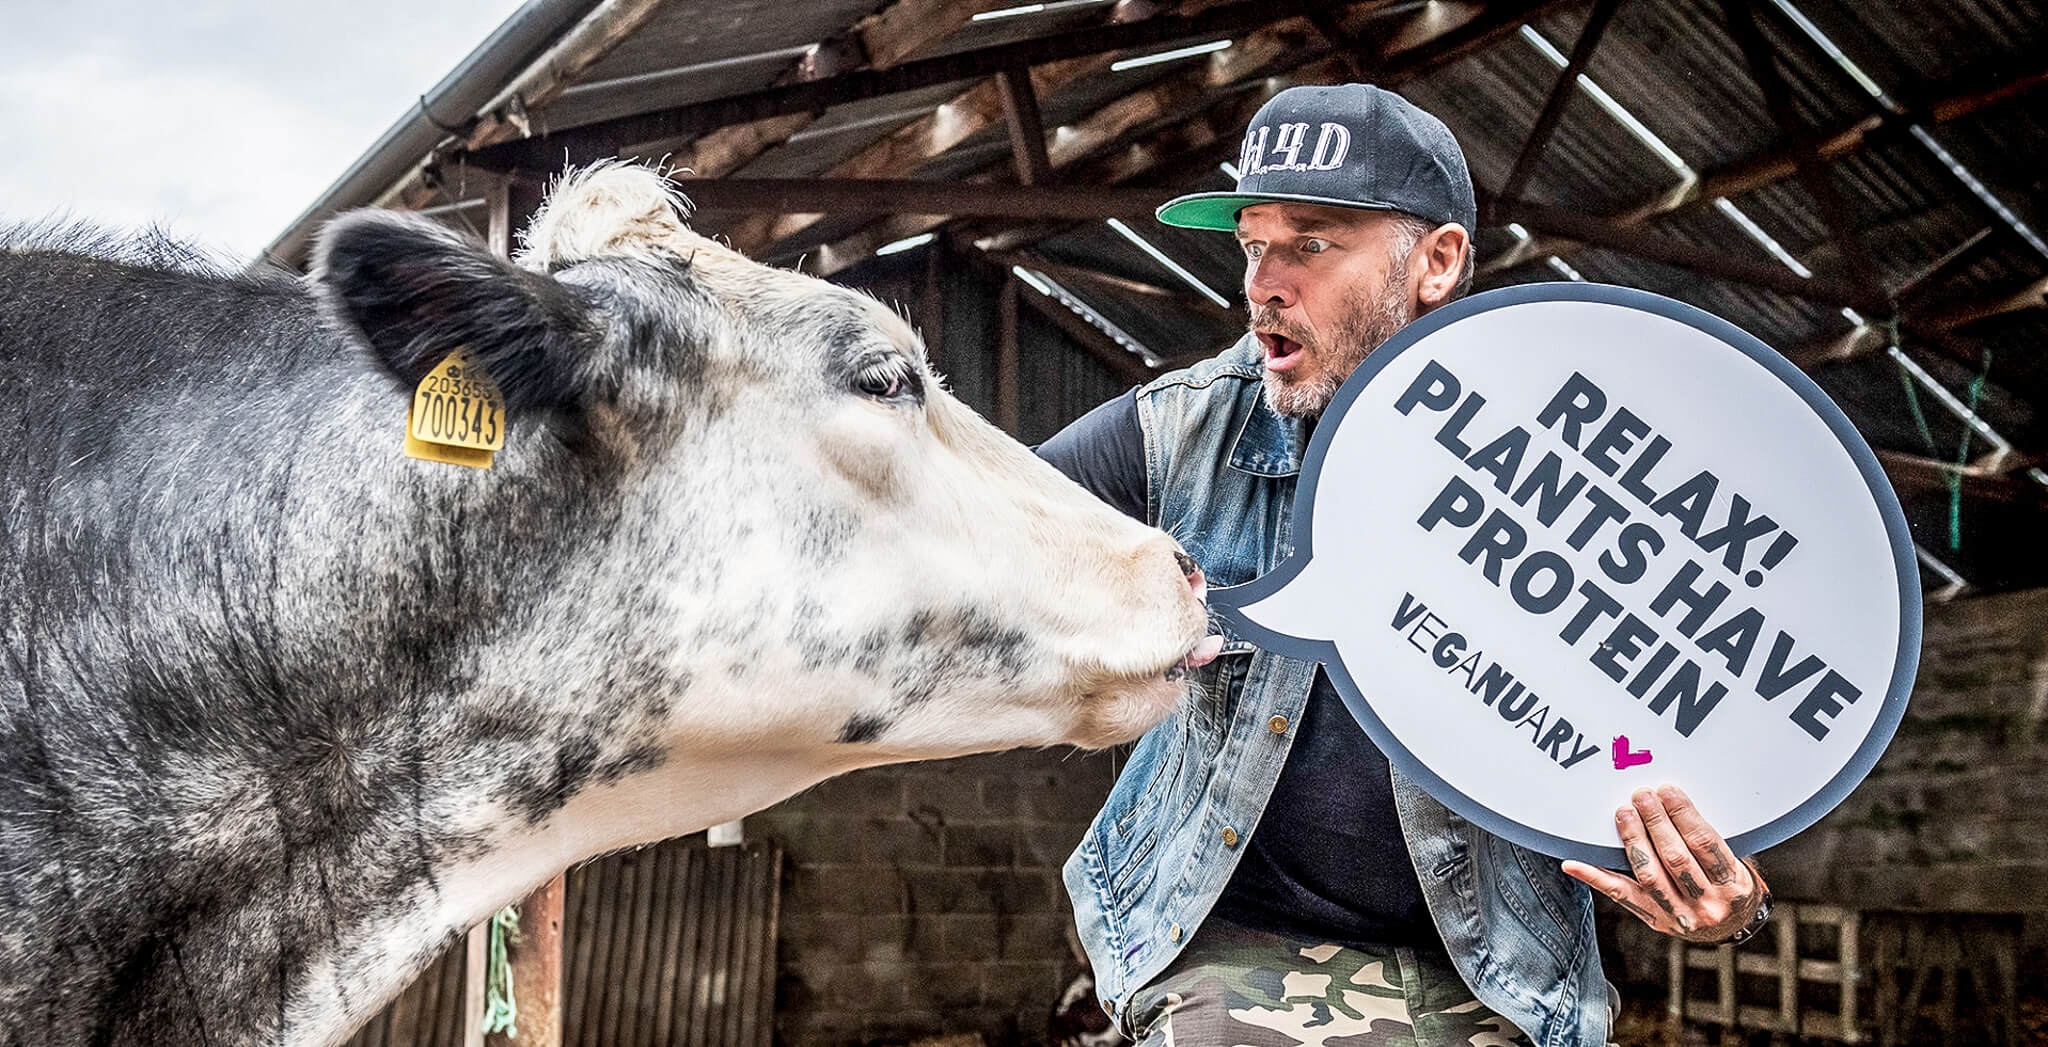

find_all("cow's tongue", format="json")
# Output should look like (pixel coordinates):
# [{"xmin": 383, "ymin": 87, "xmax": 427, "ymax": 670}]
[{"xmin": 1182, "ymin": 634, "xmax": 1226, "ymax": 670}]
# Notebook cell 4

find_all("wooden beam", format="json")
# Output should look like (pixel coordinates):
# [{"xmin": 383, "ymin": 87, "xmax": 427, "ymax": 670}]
[
  {"xmin": 1876, "ymin": 448, "xmax": 2042, "ymax": 505},
  {"xmin": 733, "ymin": 7, "xmax": 1327, "ymax": 256},
  {"xmin": 1009, "ymin": 273, "xmax": 1161, "ymax": 386},
  {"xmin": 1894, "ymin": 226, "xmax": 1998, "ymax": 306},
  {"xmin": 1477, "ymin": 63, "xmax": 2048, "ymax": 276},
  {"xmin": 720, "ymin": 51, "xmax": 1116, "ymax": 250},
  {"xmin": 997, "ymin": 67, "xmax": 1054, "ymax": 186},
  {"xmin": 1718, "ymin": 0, "xmax": 1881, "ymax": 300},
  {"xmin": 620, "ymin": 0, "xmax": 1032, "ymax": 176},
  {"xmin": 799, "ymin": 0, "xmax": 1571, "ymax": 275},
  {"xmin": 463, "ymin": 0, "xmax": 1357, "ymax": 173},
  {"xmin": 1496, "ymin": 196, "xmax": 1886, "ymax": 307},
  {"xmin": 985, "ymin": 248, "xmax": 1241, "ymax": 322},
  {"xmin": 483, "ymin": 878, "xmax": 565, "ymax": 1047},
  {"xmin": 460, "ymin": 0, "xmax": 672, "ymax": 152},
  {"xmin": 1602, "ymin": 64, "xmax": 2048, "ymax": 235},
  {"xmin": 1921, "ymin": 274, "xmax": 2048, "ymax": 331},
  {"xmin": 858, "ymin": 0, "xmax": 1020, "ymax": 70},
  {"xmin": 676, "ymin": 177, "xmax": 1174, "ymax": 218},
  {"xmin": 997, "ymin": 276, "xmax": 1021, "ymax": 434},
  {"xmin": 660, "ymin": 113, "xmax": 816, "ymax": 180},
  {"xmin": 959, "ymin": 0, "xmax": 1573, "ymax": 263},
  {"xmin": 1496, "ymin": 0, "xmax": 1624, "ymax": 209}
]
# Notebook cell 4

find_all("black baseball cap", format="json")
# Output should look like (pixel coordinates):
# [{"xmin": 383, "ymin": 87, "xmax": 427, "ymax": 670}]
[{"xmin": 1156, "ymin": 84, "xmax": 1476, "ymax": 234}]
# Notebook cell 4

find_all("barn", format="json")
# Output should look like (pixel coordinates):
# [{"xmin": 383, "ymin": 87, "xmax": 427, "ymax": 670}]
[{"xmin": 259, "ymin": 1, "xmax": 2048, "ymax": 1043}]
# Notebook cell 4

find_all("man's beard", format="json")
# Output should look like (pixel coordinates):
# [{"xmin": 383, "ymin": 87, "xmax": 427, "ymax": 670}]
[{"xmin": 1251, "ymin": 277, "xmax": 1414, "ymax": 419}]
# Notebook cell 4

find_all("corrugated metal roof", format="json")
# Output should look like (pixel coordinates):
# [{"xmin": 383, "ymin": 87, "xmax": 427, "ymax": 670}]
[{"xmin": 271, "ymin": 0, "xmax": 2048, "ymax": 589}]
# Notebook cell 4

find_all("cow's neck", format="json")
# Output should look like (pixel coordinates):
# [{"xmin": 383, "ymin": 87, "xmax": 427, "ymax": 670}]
[{"xmin": 278, "ymin": 730, "xmax": 858, "ymax": 1046}]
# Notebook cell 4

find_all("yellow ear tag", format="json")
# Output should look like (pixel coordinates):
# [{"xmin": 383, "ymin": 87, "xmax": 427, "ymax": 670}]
[{"xmin": 404, "ymin": 349, "xmax": 507, "ymax": 469}]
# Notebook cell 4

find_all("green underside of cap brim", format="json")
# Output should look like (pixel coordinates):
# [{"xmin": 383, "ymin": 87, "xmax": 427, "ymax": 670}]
[{"xmin": 1155, "ymin": 191, "xmax": 1401, "ymax": 230}]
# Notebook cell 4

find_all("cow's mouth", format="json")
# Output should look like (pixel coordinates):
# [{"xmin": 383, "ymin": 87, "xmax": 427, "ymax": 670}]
[{"xmin": 1164, "ymin": 635, "xmax": 1225, "ymax": 681}]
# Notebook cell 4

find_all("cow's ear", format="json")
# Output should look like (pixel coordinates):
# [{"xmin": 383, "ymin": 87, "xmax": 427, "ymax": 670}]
[{"xmin": 313, "ymin": 210, "xmax": 598, "ymax": 412}]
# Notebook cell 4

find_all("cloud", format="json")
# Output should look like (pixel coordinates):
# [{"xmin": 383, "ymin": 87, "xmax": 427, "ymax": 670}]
[{"xmin": 0, "ymin": 1, "xmax": 526, "ymax": 263}]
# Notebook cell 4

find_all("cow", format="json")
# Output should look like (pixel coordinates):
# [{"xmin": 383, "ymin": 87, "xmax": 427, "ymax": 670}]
[{"xmin": 0, "ymin": 164, "xmax": 1221, "ymax": 1047}]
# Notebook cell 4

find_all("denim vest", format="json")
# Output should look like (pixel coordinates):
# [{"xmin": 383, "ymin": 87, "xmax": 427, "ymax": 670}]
[{"xmin": 1063, "ymin": 336, "xmax": 1614, "ymax": 1047}]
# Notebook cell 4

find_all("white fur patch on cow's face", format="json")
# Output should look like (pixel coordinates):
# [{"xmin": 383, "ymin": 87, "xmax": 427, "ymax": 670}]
[{"xmin": 514, "ymin": 163, "xmax": 1212, "ymax": 766}]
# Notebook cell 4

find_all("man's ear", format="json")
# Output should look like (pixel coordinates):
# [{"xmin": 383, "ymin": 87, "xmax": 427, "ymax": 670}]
[
  {"xmin": 313, "ymin": 209, "xmax": 599, "ymax": 413},
  {"xmin": 1415, "ymin": 222, "xmax": 1471, "ymax": 311}
]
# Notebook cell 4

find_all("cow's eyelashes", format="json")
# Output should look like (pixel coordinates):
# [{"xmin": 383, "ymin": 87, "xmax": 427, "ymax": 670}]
[{"xmin": 853, "ymin": 358, "xmax": 921, "ymax": 402}]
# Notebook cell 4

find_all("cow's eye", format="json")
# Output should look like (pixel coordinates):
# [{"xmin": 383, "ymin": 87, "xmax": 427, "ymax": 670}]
[{"xmin": 854, "ymin": 360, "xmax": 912, "ymax": 400}]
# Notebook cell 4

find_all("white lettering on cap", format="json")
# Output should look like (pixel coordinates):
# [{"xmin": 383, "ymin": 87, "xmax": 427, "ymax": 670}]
[
  {"xmin": 1271, "ymin": 122, "xmax": 1308, "ymax": 169},
  {"xmin": 1308, "ymin": 122, "xmax": 1350, "ymax": 171},
  {"xmin": 1242, "ymin": 121, "xmax": 1352, "ymax": 176},
  {"xmin": 1239, "ymin": 124, "xmax": 1269, "ymax": 177}
]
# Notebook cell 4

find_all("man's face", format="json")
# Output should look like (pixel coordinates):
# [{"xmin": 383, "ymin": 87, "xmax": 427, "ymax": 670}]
[{"xmin": 1236, "ymin": 203, "xmax": 1418, "ymax": 419}]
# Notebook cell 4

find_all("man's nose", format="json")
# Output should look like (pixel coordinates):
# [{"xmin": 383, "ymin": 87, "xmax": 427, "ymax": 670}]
[{"xmin": 1246, "ymin": 257, "xmax": 1294, "ymax": 309}]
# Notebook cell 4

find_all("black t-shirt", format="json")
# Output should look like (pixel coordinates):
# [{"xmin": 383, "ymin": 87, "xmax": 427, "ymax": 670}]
[{"xmin": 1036, "ymin": 390, "xmax": 1430, "ymax": 947}]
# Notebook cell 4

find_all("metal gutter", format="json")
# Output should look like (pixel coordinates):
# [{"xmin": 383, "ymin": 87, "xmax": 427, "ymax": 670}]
[{"xmin": 257, "ymin": 0, "xmax": 607, "ymax": 271}]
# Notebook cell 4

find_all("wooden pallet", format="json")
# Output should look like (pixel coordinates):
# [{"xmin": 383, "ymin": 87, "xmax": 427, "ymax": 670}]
[
  {"xmin": 1666, "ymin": 905, "xmax": 2026, "ymax": 1045},
  {"xmin": 1666, "ymin": 901, "xmax": 1863, "ymax": 1043}
]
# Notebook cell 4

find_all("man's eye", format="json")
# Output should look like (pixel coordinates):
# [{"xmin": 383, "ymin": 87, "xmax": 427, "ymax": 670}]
[
  {"xmin": 1242, "ymin": 242, "xmax": 1263, "ymax": 261},
  {"xmin": 1302, "ymin": 238, "xmax": 1331, "ymax": 254}
]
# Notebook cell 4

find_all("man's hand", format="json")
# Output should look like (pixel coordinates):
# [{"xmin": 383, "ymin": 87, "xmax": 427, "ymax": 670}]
[{"xmin": 1560, "ymin": 784, "xmax": 1766, "ymax": 944}]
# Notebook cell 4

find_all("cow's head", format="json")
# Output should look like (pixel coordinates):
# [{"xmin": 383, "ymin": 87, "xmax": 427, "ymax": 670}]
[{"xmin": 313, "ymin": 165, "xmax": 1216, "ymax": 785}]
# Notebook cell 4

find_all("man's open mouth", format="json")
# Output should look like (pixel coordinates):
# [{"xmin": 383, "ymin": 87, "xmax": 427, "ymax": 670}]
[{"xmin": 1256, "ymin": 331, "xmax": 1305, "ymax": 371}]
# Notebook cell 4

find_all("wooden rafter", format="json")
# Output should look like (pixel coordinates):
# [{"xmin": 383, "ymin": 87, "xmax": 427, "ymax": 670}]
[
  {"xmin": 1495, "ymin": 0, "xmax": 1624, "ymax": 209},
  {"xmin": 461, "ymin": 0, "xmax": 1357, "ymax": 174},
  {"xmin": 1894, "ymin": 227, "xmax": 1998, "ymax": 306},
  {"xmin": 1718, "ymin": 0, "xmax": 1882, "ymax": 300},
  {"xmin": 794, "ymin": 0, "xmax": 1574, "ymax": 275},
  {"xmin": 674, "ymin": 178, "xmax": 1174, "ymax": 218},
  {"xmin": 1490, "ymin": 197, "xmax": 1882, "ymax": 307},
  {"xmin": 1484, "ymin": 64, "xmax": 2048, "ymax": 283},
  {"xmin": 997, "ymin": 67, "xmax": 1054, "ymax": 186},
  {"xmin": 725, "ymin": 8, "xmax": 1332, "ymax": 257},
  {"xmin": 616, "ymin": 0, "xmax": 1028, "ymax": 176},
  {"xmin": 984, "ymin": 248, "xmax": 1240, "ymax": 323}
]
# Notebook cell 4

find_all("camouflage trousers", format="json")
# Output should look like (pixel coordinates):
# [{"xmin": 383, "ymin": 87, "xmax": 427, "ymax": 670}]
[{"xmin": 1126, "ymin": 919, "xmax": 1534, "ymax": 1047}]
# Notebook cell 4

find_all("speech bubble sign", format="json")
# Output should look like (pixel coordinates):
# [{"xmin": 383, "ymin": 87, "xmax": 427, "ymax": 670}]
[{"xmin": 1215, "ymin": 283, "xmax": 1920, "ymax": 867}]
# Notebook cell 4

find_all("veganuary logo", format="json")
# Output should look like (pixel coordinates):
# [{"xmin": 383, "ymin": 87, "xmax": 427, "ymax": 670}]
[{"xmin": 1239, "ymin": 121, "xmax": 1353, "ymax": 176}]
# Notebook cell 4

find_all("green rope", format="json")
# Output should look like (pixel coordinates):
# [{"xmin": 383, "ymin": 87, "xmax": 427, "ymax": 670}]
[
  {"xmin": 1894, "ymin": 336, "xmax": 1994, "ymax": 553},
  {"xmin": 1953, "ymin": 353, "xmax": 1992, "ymax": 551},
  {"xmin": 481, "ymin": 905, "xmax": 521, "ymax": 1037}
]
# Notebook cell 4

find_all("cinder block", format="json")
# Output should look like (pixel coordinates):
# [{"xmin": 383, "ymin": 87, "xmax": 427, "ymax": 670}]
[
  {"xmin": 944, "ymin": 823, "xmax": 1018, "ymax": 868},
  {"xmin": 859, "ymin": 816, "xmax": 946, "ymax": 866},
  {"xmin": 1018, "ymin": 823, "xmax": 1086, "ymax": 868},
  {"xmin": 788, "ymin": 863, "xmax": 905, "ymax": 914}
]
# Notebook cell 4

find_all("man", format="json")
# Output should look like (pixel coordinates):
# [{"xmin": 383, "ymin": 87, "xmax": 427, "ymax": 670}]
[{"xmin": 1039, "ymin": 84, "xmax": 1770, "ymax": 1047}]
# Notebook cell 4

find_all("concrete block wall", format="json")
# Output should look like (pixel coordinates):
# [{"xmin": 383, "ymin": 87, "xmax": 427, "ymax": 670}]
[
  {"xmin": 1767, "ymin": 586, "xmax": 2048, "ymax": 916},
  {"xmin": 749, "ymin": 748, "xmax": 1121, "ymax": 1046}
]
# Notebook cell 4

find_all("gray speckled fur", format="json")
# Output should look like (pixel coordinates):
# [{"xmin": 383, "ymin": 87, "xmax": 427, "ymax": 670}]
[{"xmin": 0, "ymin": 210, "xmax": 1065, "ymax": 1045}]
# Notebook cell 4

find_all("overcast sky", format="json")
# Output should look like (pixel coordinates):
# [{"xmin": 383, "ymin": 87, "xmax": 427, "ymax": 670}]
[{"xmin": 2, "ymin": 0, "xmax": 530, "ymax": 264}]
